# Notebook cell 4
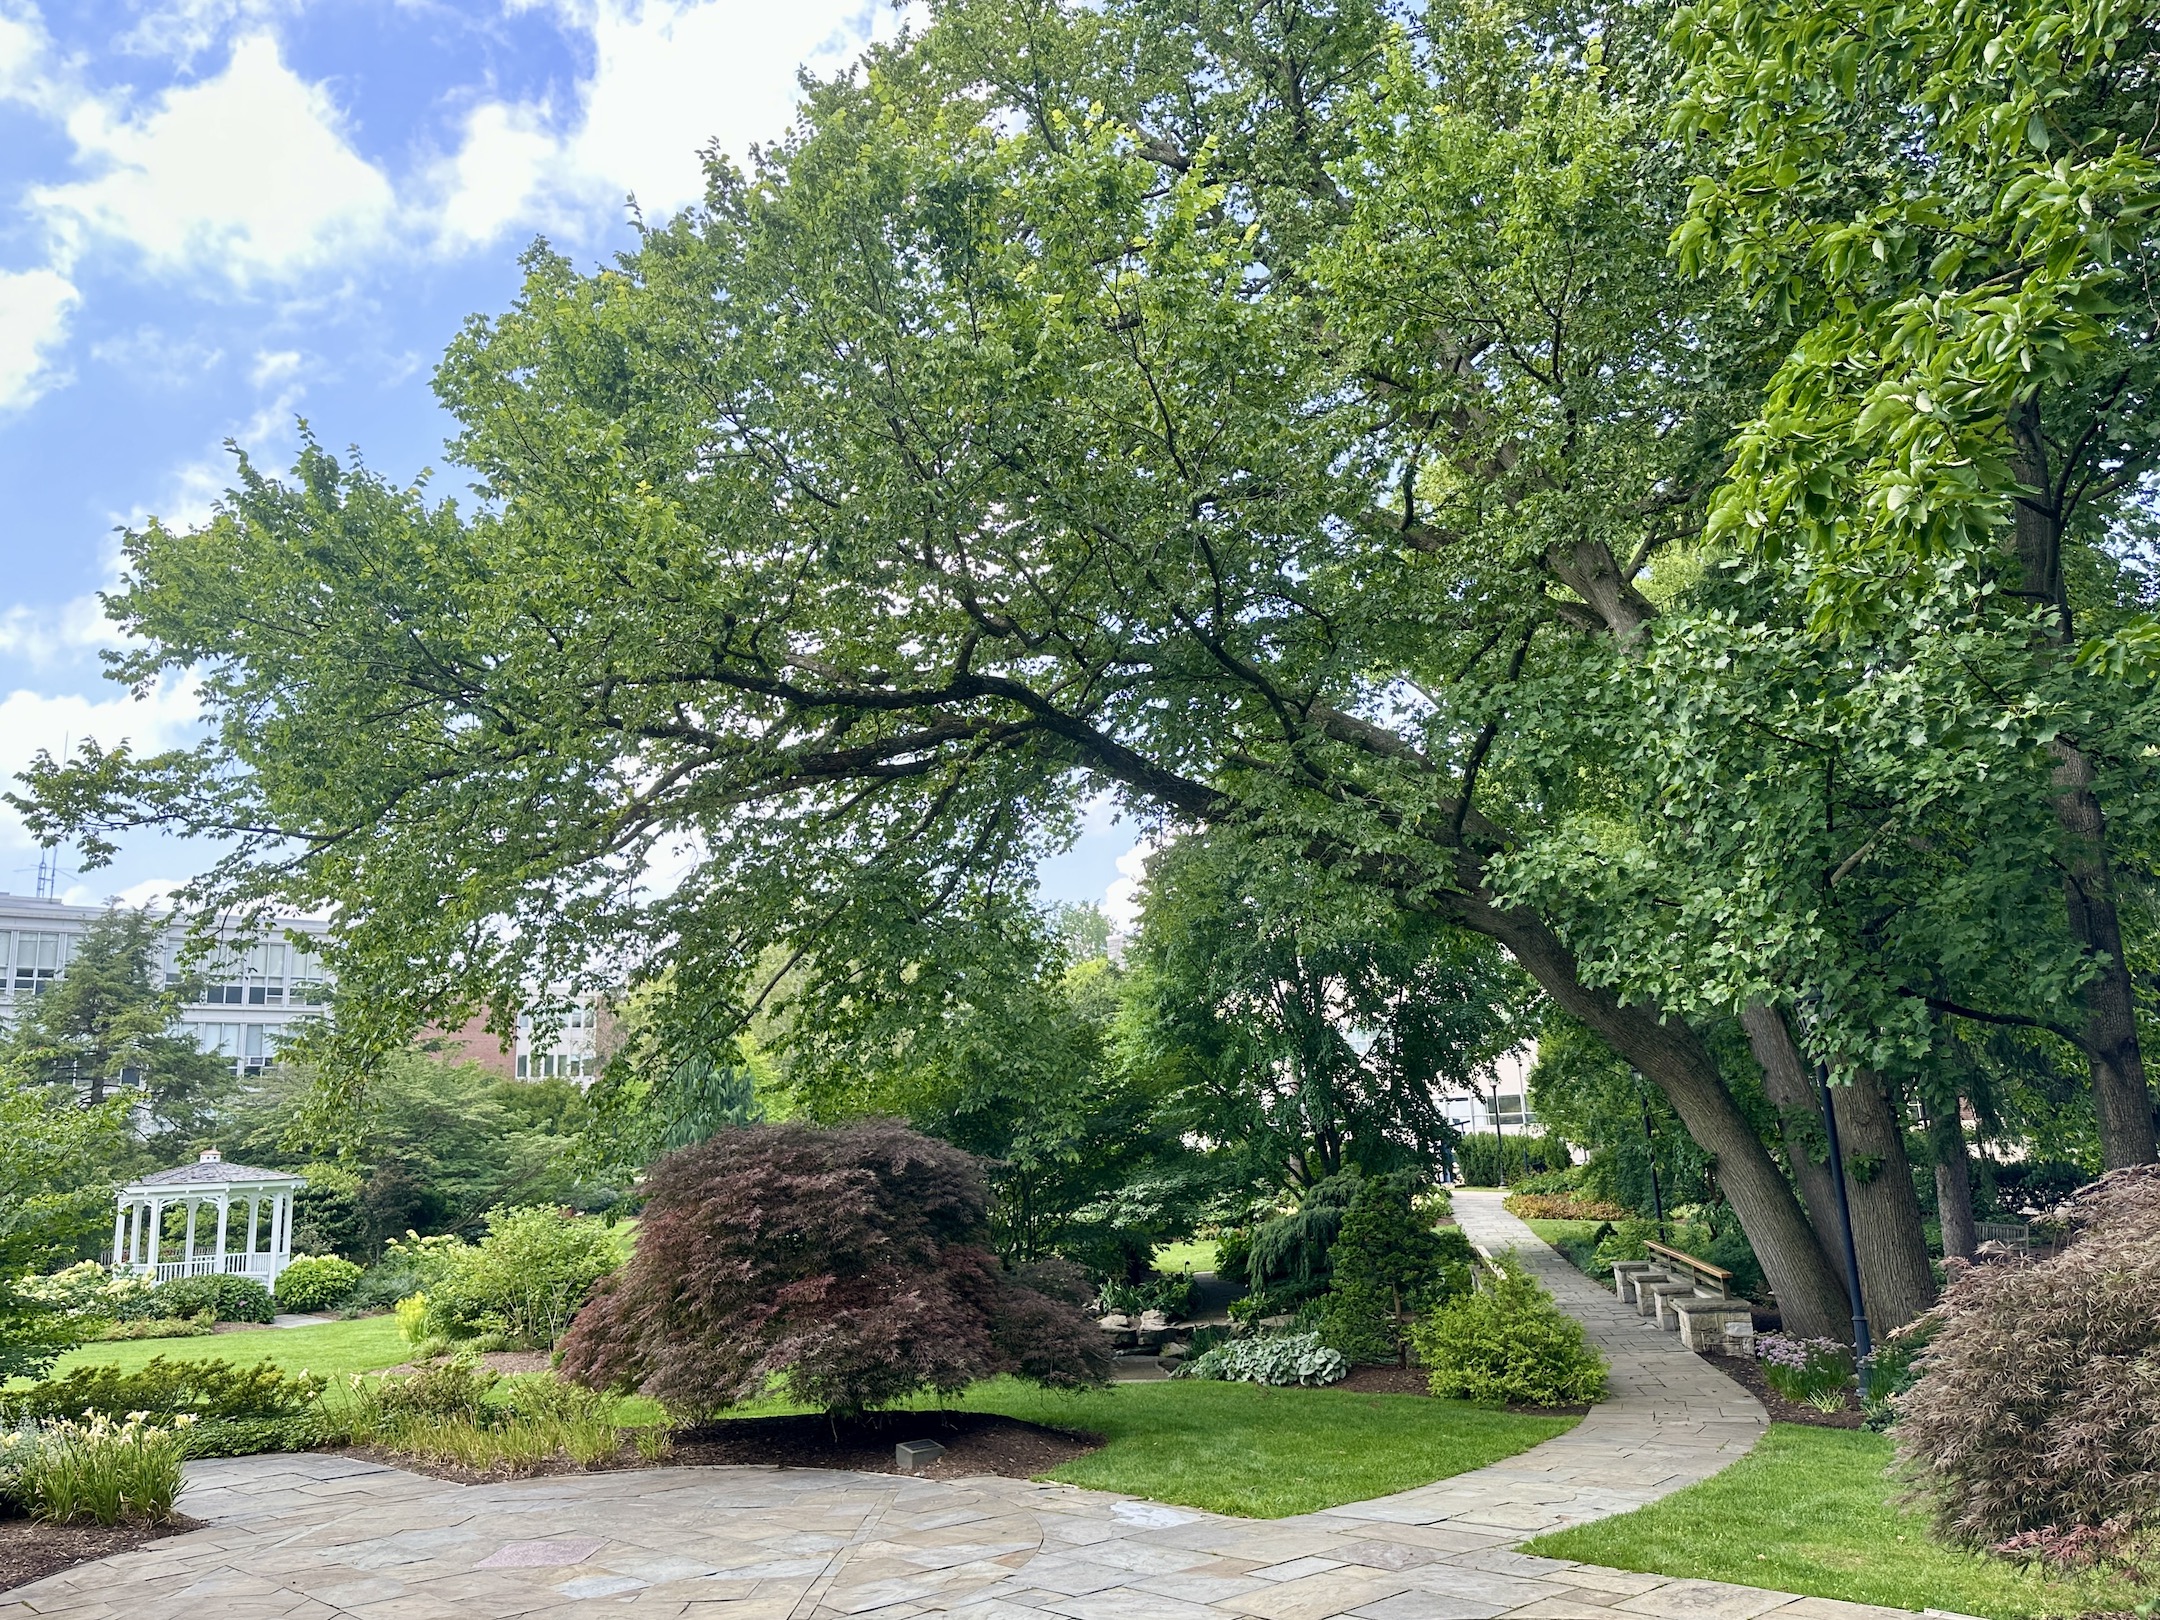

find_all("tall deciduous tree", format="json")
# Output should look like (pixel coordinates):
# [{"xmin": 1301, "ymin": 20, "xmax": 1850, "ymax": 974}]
[
  {"xmin": 23, "ymin": 0, "xmax": 2147, "ymax": 1336},
  {"xmin": 1672, "ymin": 0, "xmax": 2160, "ymax": 1166}
]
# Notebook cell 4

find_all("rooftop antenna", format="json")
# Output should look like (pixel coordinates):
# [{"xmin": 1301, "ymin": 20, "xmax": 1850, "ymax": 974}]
[{"xmin": 31, "ymin": 730, "xmax": 69, "ymax": 900}]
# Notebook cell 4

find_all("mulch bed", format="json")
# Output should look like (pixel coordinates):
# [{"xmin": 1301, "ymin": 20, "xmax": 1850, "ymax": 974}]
[
  {"xmin": 1697, "ymin": 1348, "xmax": 1866, "ymax": 1429},
  {"xmin": 0, "ymin": 1512, "xmax": 198, "ymax": 1595},
  {"xmin": 672, "ymin": 1410, "xmax": 1101, "ymax": 1480},
  {"xmin": 349, "ymin": 1410, "xmax": 1103, "ymax": 1487}
]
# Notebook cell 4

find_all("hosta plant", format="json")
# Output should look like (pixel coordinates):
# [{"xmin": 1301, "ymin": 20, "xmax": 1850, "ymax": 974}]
[{"xmin": 1176, "ymin": 1331, "xmax": 1348, "ymax": 1387}]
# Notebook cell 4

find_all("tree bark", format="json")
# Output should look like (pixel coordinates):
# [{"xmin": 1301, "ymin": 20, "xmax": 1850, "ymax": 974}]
[
  {"xmin": 1742, "ymin": 1002, "xmax": 1936, "ymax": 1332},
  {"xmin": 2008, "ymin": 399, "xmax": 2157, "ymax": 1167},
  {"xmin": 1831, "ymin": 1070, "xmax": 1937, "ymax": 1332},
  {"xmin": 1927, "ymin": 1101, "xmax": 1978, "ymax": 1262},
  {"xmin": 1451, "ymin": 894, "xmax": 1855, "ymax": 1340},
  {"xmin": 1740, "ymin": 1001, "xmax": 1844, "ymax": 1247}
]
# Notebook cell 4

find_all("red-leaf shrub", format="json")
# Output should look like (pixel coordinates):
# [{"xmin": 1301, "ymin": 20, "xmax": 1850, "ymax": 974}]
[
  {"xmin": 558, "ymin": 1119, "xmax": 1109, "ymax": 1415},
  {"xmin": 1895, "ymin": 1164, "xmax": 2160, "ymax": 1545}
]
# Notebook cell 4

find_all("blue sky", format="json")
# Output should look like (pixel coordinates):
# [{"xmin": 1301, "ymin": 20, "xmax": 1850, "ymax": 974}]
[{"xmin": 0, "ymin": 0, "xmax": 1138, "ymax": 919}]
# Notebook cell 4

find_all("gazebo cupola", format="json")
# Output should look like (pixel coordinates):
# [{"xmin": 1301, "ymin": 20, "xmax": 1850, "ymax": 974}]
[{"xmin": 114, "ymin": 1150, "xmax": 308, "ymax": 1285}]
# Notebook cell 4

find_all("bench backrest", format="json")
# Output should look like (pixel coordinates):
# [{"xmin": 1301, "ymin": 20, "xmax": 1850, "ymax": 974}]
[{"xmin": 1644, "ymin": 1239, "xmax": 1732, "ymax": 1291}]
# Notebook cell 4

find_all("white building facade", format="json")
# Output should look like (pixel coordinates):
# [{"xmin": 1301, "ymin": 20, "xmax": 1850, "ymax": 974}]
[{"xmin": 0, "ymin": 892, "xmax": 334, "ymax": 1076}]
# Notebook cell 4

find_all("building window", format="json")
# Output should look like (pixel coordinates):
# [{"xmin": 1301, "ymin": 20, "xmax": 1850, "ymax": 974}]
[{"xmin": 13, "ymin": 933, "xmax": 63, "ymax": 995}]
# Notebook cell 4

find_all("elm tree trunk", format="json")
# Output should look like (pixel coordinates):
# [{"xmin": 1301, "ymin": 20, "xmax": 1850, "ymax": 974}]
[
  {"xmin": 1740, "ymin": 1001, "xmax": 1845, "ymax": 1250},
  {"xmin": 1928, "ymin": 1104, "xmax": 1979, "ymax": 1262},
  {"xmin": 1833, "ymin": 1071, "xmax": 1938, "ymax": 1332},
  {"xmin": 2010, "ymin": 399, "xmax": 2157, "ymax": 1168},
  {"xmin": 1454, "ymin": 896, "xmax": 1855, "ymax": 1340}
]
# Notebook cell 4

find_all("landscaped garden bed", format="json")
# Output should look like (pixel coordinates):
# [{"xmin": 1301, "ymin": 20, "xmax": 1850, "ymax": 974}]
[
  {"xmin": 0, "ymin": 1512, "xmax": 197, "ymax": 1595},
  {"xmin": 1696, "ymin": 1348, "xmax": 1864, "ymax": 1429}
]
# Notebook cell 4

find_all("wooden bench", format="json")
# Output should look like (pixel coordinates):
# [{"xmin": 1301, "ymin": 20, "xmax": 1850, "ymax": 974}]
[{"xmin": 1644, "ymin": 1240, "xmax": 1732, "ymax": 1297}]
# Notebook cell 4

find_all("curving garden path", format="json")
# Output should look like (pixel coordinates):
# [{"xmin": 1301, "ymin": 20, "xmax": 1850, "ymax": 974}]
[{"xmin": 0, "ymin": 1195, "xmax": 1916, "ymax": 1620}]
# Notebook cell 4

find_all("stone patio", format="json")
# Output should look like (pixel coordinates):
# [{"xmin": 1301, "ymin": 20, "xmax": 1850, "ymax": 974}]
[{"xmin": 0, "ymin": 1194, "xmax": 1917, "ymax": 1620}]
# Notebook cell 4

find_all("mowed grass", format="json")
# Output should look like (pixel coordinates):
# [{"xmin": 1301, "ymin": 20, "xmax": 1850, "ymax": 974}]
[
  {"xmin": 1526, "ymin": 1425, "xmax": 2140, "ymax": 1619},
  {"xmin": 37, "ymin": 1315, "xmax": 410, "ymax": 1384},
  {"xmin": 1151, "ymin": 1240, "xmax": 1220, "ymax": 1275},
  {"xmin": 903, "ymin": 1377, "xmax": 1575, "ymax": 1518}
]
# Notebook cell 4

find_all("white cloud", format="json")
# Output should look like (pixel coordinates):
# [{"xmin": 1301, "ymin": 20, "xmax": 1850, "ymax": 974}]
[
  {"xmin": 1103, "ymin": 836, "xmax": 1157, "ymax": 934},
  {"xmin": 0, "ymin": 592, "xmax": 117, "ymax": 668},
  {"xmin": 249, "ymin": 347, "xmax": 301, "ymax": 387},
  {"xmin": 431, "ymin": 99, "xmax": 561, "ymax": 252},
  {"xmin": 0, "ymin": 674, "xmax": 204, "ymax": 857},
  {"xmin": 0, "ymin": 265, "xmax": 78, "ymax": 409},
  {"xmin": 90, "ymin": 325, "xmax": 225, "ymax": 387},
  {"xmin": 429, "ymin": 0, "xmax": 911, "ymax": 248},
  {"xmin": 62, "ymin": 875, "xmax": 185, "ymax": 909},
  {"xmin": 34, "ymin": 33, "xmax": 397, "ymax": 284}
]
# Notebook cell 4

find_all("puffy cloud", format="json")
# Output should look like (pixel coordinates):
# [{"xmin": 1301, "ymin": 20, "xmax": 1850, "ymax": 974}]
[
  {"xmin": 429, "ymin": 0, "xmax": 910, "ymax": 248},
  {"xmin": 0, "ymin": 265, "xmax": 78, "ymax": 409},
  {"xmin": 34, "ymin": 33, "xmax": 397, "ymax": 284},
  {"xmin": 0, "ymin": 674, "xmax": 204, "ymax": 855},
  {"xmin": 1102, "ymin": 837, "xmax": 1157, "ymax": 934},
  {"xmin": 0, "ymin": 592, "xmax": 117, "ymax": 668}
]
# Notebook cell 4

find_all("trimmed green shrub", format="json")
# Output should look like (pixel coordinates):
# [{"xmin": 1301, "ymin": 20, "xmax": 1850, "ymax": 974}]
[
  {"xmin": 274, "ymin": 1255, "xmax": 364, "ymax": 1313},
  {"xmin": 150, "ymin": 1273, "xmax": 275, "ymax": 1324},
  {"xmin": 1453, "ymin": 1133, "xmax": 1566, "ymax": 1188},
  {"xmin": 2, "ymin": 1355, "xmax": 325, "ymax": 1427},
  {"xmin": 1176, "ymin": 1330, "xmax": 1348, "ymax": 1386},
  {"xmin": 416, "ymin": 1205, "xmax": 619, "ymax": 1349},
  {"xmin": 95, "ymin": 1313, "xmax": 215, "ymax": 1341},
  {"xmin": 1411, "ymin": 1260, "xmax": 1608, "ymax": 1407}
]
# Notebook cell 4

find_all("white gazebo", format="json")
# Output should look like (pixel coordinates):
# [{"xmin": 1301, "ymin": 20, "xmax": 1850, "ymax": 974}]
[{"xmin": 113, "ymin": 1150, "xmax": 308, "ymax": 1285}]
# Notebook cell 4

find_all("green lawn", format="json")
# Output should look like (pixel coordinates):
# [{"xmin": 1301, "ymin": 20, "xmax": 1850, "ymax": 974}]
[
  {"xmin": 1526, "ymin": 1425, "xmax": 2139, "ymax": 1618},
  {"xmin": 1151, "ymin": 1240, "xmax": 1219, "ymax": 1275},
  {"xmin": 897, "ymin": 1376, "xmax": 1574, "ymax": 1518},
  {"xmin": 40, "ymin": 1315, "xmax": 410, "ymax": 1384}
]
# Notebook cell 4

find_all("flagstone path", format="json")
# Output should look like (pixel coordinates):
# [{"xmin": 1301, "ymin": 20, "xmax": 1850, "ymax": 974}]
[{"xmin": 0, "ymin": 1194, "xmax": 1915, "ymax": 1620}]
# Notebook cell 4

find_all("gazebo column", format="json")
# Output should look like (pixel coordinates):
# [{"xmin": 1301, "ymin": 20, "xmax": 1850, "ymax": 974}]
[
  {"xmin": 214, "ymin": 1196, "xmax": 230, "ymax": 1273},
  {"xmin": 246, "ymin": 1197, "xmax": 259, "ymax": 1264},
  {"xmin": 111, "ymin": 1203, "xmax": 125, "ymax": 1269},
  {"xmin": 184, "ymin": 1200, "xmax": 198, "ymax": 1266},
  {"xmin": 147, "ymin": 1200, "xmax": 163, "ymax": 1272}
]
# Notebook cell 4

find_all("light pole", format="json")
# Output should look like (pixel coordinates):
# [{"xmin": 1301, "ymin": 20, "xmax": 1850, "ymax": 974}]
[{"xmin": 1799, "ymin": 997, "xmax": 1872, "ymax": 1361}]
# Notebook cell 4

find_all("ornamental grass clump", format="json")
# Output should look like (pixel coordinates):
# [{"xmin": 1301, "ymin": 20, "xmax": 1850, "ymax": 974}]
[
  {"xmin": 1410, "ymin": 1259, "xmax": 1607, "ymax": 1408},
  {"xmin": 1895, "ymin": 1164, "xmax": 2160, "ymax": 1551},
  {"xmin": 558, "ymin": 1119, "xmax": 1110, "ymax": 1417}
]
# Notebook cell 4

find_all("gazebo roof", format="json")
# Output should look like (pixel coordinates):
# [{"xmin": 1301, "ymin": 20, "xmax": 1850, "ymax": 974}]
[{"xmin": 123, "ymin": 1150, "xmax": 305, "ymax": 1192}]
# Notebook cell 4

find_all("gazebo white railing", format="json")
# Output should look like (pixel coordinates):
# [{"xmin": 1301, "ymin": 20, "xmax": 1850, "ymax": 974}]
[{"xmin": 113, "ymin": 1150, "xmax": 308, "ymax": 1286}]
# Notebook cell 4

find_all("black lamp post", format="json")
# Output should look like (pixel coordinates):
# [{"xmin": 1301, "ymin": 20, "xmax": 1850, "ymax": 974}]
[{"xmin": 1799, "ymin": 996, "xmax": 1872, "ymax": 1362}]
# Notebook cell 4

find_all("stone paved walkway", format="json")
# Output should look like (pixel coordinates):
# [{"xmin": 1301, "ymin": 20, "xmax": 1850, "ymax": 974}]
[{"xmin": 0, "ymin": 1195, "xmax": 1914, "ymax": 1620}]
